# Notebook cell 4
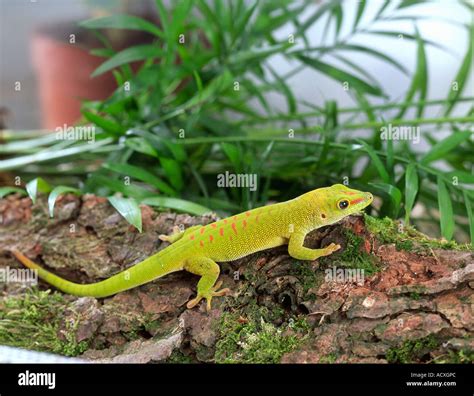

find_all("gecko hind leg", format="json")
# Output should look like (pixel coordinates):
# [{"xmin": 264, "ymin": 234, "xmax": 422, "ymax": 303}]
[
  {"xmin": 159, "ymin": 225, "xmax": 201, "ymax": 243},
  {"xmin": 184, "ymin": 257, "xmax": 230, "ymax": 311}
]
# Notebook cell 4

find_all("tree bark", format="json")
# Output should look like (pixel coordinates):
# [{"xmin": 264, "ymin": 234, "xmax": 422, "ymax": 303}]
[{"xmin": 0, "ymin": 194, "xmax": 472, "ymax": 363}]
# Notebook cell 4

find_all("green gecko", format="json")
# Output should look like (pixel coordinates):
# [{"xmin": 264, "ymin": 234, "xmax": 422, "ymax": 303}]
[{"xmin": 12, "ymin": 184, "xmax": 373, "ymax": 311}]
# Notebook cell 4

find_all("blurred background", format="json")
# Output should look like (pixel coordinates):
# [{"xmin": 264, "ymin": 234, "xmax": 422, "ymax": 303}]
[{"xmin": 1, "ymin": 0, "xmax": 471, "ymax": 129}]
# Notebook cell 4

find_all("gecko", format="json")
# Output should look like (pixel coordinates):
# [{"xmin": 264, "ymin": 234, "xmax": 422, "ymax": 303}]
[{"xmin": 11, "ymin": 184, "xmax": 373, "ymax": 311}]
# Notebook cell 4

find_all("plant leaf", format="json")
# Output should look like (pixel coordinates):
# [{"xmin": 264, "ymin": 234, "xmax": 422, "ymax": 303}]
[
  {"xmin": 80, "ymin": 14, "xmax": 163, "ymax": 38},
  {"xmin": 103, "ymin": 162, "xmax": 177, "ymax": 196},
  {"xmin": 370, "ymin": 182, "xmax": 402, "ymax": 217},
  {"xmin": 0, "ymin": 187, "xmax": 26, "ymax": 198},
  {"xmin": 356, "ymin": 140, "xmax": 390, "ymax": 183},
  {"xmin": 421, "ymin": 131, "xmax": 472, "ymax": 164},
  {"xmin": 437, "ymin": 177, "xmax": 454, "ymax": 240},
  {"xmin": 404, "ymin": 163, "xmax": 419, "ymax": 224},
  {"xmin": 92, "ymin": 44, "xmax": 161, "ymax": 77},
  {"xmin": 297, "ymin": 55, "xmax": 384, "ymax": 97},
  {"xmin": 26, "ymin": 177, "xmax": 52, "ymax": 204},
  {"xmin": 142, "ymin": 196, "xmax": 211, "ymax": 215},
  {"xmin": 463, "ymin": 190, "xmax": 474, "ymax": 246},
  {"xmin": 82, "ymin": 111, "xmax": 124, "ymax": 135},
  {"xmin": 48, "ymin": 186, "xmax": 81, "ymax": 217},
  {"xmin": 108, "ymin": 196, "xmax": 143, "ymax": 232},
  {"xmin": 444, "ymin": 27, "xmax": 473, "ymax": 116}
]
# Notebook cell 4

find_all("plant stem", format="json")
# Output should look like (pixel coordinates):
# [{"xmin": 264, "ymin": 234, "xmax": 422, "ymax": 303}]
[
  {"xmin": 175, "ymin": 135, "xmax": 460, "ymax": 185},
  {"xmin": 236, "ymin": 97, "xmax": 474, "ymax": 125}
]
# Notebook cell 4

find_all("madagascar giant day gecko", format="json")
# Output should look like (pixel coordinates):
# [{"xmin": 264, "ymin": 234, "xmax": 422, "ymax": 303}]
[{"xmin": 12, "ymin": 184, "xmax": 373, "ymax": 311}]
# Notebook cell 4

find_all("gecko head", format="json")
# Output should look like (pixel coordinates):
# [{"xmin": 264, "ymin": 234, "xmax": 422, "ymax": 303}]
[{"xmin": 319, "ymin": 184, "xmax": 373, "ymax": 224}]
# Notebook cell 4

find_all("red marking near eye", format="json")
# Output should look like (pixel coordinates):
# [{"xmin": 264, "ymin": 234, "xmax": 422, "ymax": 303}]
[
  {"xmin": 209, "ymin": 235, "xmax": 214, "ymax": 243},
  {"xmin": 190, "ymin": 234, "xmax": 195, "ymax": 240},
  {"xmin": 243, "ymin": 220, "xmax": 247, "ymax": 228},
  {"xmin": 231, "ymin": 223, "xmax": 238, "ymax": 235},
  {"xmin": 200, "ymin": 241, "xmax": 204, "ymax": 247},
  {"xmin": 219, "ymin": 228, "xmax": 224, "ymax": 236},
  {"xmin": 350, "ymin": 198, "xmax": 364, "ymax": 205},
  {"xmin": 211, "ymin": 223, "xmax": 217, "ymax": 229},
  {"xmin": 200, "ymin": 227, "xmax": 206, "ymax": 234},
  {"xmin": 345, "ymin": 191, "xmax": 357, "ymax": 196}
]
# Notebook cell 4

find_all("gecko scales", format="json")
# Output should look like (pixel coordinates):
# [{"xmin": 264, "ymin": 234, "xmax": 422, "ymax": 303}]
[{"xmin": 12, "ymin": 184, "xmax": 373, "ymax": 311}]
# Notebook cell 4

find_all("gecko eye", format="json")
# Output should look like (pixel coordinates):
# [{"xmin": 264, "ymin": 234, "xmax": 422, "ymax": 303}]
[{"xmin": 338, "ymin": 199, "xmax": 349, "ymax": 210}]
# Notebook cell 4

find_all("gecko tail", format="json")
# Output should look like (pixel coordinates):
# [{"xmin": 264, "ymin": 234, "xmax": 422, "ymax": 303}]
[
  {"xmin": 11, "ymin": 249, "xmax": 174, "ymax": 298},
  {"xmin": 11, "ymin": 249, "xmax": 105, "ymax": 297}
]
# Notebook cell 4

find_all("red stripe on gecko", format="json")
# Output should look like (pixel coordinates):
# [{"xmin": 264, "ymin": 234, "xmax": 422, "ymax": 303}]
[
  {"xmin": 200, "ymin": 241, "xmax": 204, "ymax": 247},
  {"xmin": 219, "ymin": 228, "xmax": 224, "ymax": 236},
  {"xmin": 231, "ymin": 223, "xmax": 238, "ymax": 235},
  {"xmin": 211, "ymin": 223, "xmax": 217, "ymax": 228},
  {"xmin": 190, "ymin": 235, "xmax": 195, "ymax": 240},
  {"xmin": 200, "ymin": 227, "xmax": 205, "ymax": 234},
  {"xmin": 350, "ymin": 198, "xmax": 364, "ymax": 205},
  {"xmin": 243, "ymin": 220, "xmax": 247, "ymax": 228},
  {"xmin": 209, "ymin": 235, "xmax": 214, "ymax": 243}
]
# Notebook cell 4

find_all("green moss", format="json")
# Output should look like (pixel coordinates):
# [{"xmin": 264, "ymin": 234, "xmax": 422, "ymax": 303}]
[
  {"xmin": 166, "ymin": 350, "xmax": 194, "ymax": 364},
  {"xmin": 435, "ymin": 349, "xmax": 474, "ymax": 364},
  {"xmin": 386, "ymin": 335, "xmax": 439, "ymax": 363},
  {"xmin": 319, "ymin": 353, "xmax": 337, "ymax": 363},
  {"xmin": 214, "ymin": 308, "xmax": 310, "ymax": 364},
  {"xmin": 330, "ymin": 228, "xmax": 380, "ymax": 276},
  {"xmin": 289, "ymin": 260, "xmax": 324, "ymax": 296},
  {"xmin": 0, "ymin": 289, "xmax": 89, "ymax": 356},
  {"xmin": 409, "ymin": 292, "xmax": 421, "ymax": 300},
  {"xmin": 364, "ymin": 215, "xmax": 470, "ymax": 252}
]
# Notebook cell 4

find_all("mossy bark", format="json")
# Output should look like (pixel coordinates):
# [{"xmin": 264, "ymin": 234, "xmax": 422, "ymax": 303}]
[{"xmin": 0, "ymin": 193, "xmax": 472, "ymax": 363}]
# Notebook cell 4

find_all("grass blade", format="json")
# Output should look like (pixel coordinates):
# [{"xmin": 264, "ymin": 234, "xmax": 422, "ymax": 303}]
[
  {"xmin": 297, "ymin": 55, "xmax": 384, "ymax": 97},
  {"xmin": 421, "ymin": 131, "xmax": 472, "ymax": 165},
  {"xmin": 92, "ymin": 45, "xmax": 161, "ymax": 77},
  {"xmin": 142, "ymin": 196, "xmax": 212, "ymax": 215},
  {"xmin": 444, "ymin": 27, "xmax": 473, "ymax": 116},
  {"xmin": 463, "ymin": 190, "xmax": 474, "ymax": 246},
  {"xmin": 356, "ymin": 140, "xmax": 390, "ymax": 183},
  {"xmin": 108, "ymin": 196, "xmax": 143, "ymax": 232},
  {"xmin": 48, "ymin": 186, "xmax": 81, "ymax": 217},
  {"xmin": 103, "ymin": 162, "xmax": 177, "ymax": 196},
  {"xmin": 26, "ymin": 177, "xmax": 52, "ymax": 204},
  {"xmin": 0, "ymin": 187, "xmax": 26, "ymax": 198},
  {"xmin": 437, "ymin": 177, "xmax": 454, "ymax": 240},
  {"xmin": 404, "ymin": 163, "xmax": 419, "ymax": 224},
  {"xmin": 80, "ymin": 14, "xmax": 163, "ymax": 38}
]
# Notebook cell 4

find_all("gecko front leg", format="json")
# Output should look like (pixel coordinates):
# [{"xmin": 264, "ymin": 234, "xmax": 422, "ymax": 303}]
[{"xmin": 288, "ymin": 231, "xmax": 340, "ymax": 261}]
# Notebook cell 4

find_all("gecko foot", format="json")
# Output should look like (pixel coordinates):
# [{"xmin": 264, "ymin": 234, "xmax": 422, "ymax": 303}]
[
  {"xmin": 322, "ymin": 242, "xmax": 341, "ymax": 256},
  {"xmin": 186, "ymin": 280, "xmax": 231, "ymax": 311}
]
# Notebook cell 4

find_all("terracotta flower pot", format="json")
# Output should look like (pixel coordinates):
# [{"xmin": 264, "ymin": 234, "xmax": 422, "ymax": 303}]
[
  {"xmin": 31, "ymin": 22, "xmax": 115, "ymax": 129},
  {"xmin": 31, "ymin": 22, "xmax": 152, "ymax": 130}
]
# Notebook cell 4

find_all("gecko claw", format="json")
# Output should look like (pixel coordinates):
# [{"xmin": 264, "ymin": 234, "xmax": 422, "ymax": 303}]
[
  {"xmin": 323, "ymin": 242, "xmax": 341, "ymax": 256},
  {"xmin": 186, "ymin": 281, "xmax": 231, "ymax": 311}
]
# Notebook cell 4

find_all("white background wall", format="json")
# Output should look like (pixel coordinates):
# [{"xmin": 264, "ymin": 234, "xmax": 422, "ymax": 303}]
[{"xmin": 0, "ymin": 0, "xmax": 472, "ymax": 130}]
